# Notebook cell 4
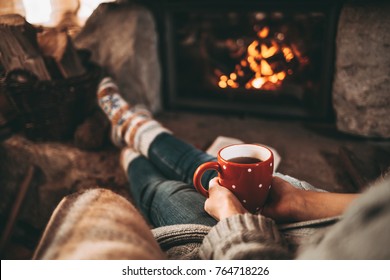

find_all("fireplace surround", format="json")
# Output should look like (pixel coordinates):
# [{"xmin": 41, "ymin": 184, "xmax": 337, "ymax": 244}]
[{"xmin": 146, "ymin": 0, "xmax": 342, "ymax": 120}]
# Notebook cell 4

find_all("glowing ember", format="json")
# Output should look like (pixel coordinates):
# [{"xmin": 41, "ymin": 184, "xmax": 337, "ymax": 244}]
[
  {"xmin": 257, "ymin": 27, "xmax": 269, "ymax": 39},
  {"xmin": 217, "ymin": 25, "xmax": 305, "ymax": 91}
]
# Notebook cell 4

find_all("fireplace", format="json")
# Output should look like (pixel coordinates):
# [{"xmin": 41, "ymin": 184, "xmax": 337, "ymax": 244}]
[
  {"xmin": 148, "ymin": 0, "xmax": 341, "ymax": 120},
  {"xmin": 2, "ymin": 0, "xmax": 388, "ymax": 137}
]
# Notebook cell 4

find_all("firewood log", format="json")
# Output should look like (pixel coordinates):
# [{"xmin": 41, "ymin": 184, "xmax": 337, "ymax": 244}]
[{"xmin": 0, "ymin": 14, "xmax": 51, "ymax": 80}]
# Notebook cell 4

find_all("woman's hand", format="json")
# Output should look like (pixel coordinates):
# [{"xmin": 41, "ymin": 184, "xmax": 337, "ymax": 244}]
[
  {"xmin": 204, "ymin": 177, "xmax": 248, "ymax": 221},
  {"xmin": 204, "ymin": 176, "xmax": 358, "ymax": 223},
  {"xmin": 263, "ymin": 176, "xmax": 359, "ymax": 223},
  {"xmin": 204, "ymin": 176, "xmax": 306, "ymax": 222},
  {"xmin": 262, "ymin": 176, "xmax": 306, "ymax": 223}
]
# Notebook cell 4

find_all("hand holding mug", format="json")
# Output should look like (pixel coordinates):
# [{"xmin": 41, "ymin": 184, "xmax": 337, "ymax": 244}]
[
  {"xmin": 193, "ymin": 144, "xmax": 274, "ymax": 213},
  {"xmin": 204, "ymin": 177, "xmax": 249, "ymax": 220}
]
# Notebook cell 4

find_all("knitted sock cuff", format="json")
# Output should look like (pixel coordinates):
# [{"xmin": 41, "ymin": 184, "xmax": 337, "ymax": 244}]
[
  {"xmin": 135, "ymin": 121, "xmax": 172, "ymax": 157},
  {"xmin": 97, "ymin": 77, "xmax": 119, "ymax": 92}
]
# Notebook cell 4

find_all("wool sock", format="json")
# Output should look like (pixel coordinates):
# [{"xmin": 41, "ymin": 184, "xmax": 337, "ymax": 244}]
[{"xmin": 97, "ymin": 77, "xmax": 171, "ymax": 155}]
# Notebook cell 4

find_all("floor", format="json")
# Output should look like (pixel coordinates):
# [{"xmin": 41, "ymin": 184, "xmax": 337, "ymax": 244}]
[
  {"xmin": 157, "ymin": 110, "xmax": 388, "ymax": 193},
  {"xmin": 1, "ymin": 109, "xmax": 389, "ymax": 259}
]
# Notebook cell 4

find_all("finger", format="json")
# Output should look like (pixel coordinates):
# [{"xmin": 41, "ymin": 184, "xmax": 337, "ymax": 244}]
[
  {"xmin": 208, "ymin": 177, "xmax": 220, "ymax": 189},
  {"xmin": 272, "ymin": 176, "xmax": 285, "ymax": 185}
]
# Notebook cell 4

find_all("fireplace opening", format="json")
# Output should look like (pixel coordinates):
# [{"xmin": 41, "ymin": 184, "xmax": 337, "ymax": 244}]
[{"xmin": 153, "ymin": 0, "xmax": 341, "ymax": 120}]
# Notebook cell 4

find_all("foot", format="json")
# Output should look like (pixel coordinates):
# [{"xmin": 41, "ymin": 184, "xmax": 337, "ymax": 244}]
[
  {"xmin": 97, "ymin": 77, "xmax": 152, "ymax": 147},
  {"xmin": 96, "ymin": 77, "xmax": 170, "ymax": 154}
]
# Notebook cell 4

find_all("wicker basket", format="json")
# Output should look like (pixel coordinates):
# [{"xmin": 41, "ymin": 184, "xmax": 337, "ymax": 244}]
[{"xmin": 0, "ymin": 64, "xmax": 101, "ymax": 141}]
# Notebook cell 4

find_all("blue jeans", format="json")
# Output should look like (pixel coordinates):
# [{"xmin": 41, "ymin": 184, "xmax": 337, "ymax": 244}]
[{"xmin": 127, "ymin": 133, "xmax": 218, "ymax": 227}]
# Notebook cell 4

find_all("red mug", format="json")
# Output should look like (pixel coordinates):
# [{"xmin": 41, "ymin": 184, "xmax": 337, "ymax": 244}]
[{"xmin": 193, "ymin": 143, "xmax": 274, "ymax": 213}]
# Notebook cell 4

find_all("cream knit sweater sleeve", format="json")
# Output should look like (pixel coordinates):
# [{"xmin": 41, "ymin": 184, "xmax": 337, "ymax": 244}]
[
  {"xmin": 199, "ymin": 213, "xmax": 291, "ymax": 260},
  {"xmin": 200, "ymin": 177, "xmax": 390, "ymax": 260}
]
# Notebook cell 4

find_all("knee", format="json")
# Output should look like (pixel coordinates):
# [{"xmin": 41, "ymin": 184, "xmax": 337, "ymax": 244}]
[{"xmin": 150, "ymin": 180, "xmax": 194, "ymax": 198}]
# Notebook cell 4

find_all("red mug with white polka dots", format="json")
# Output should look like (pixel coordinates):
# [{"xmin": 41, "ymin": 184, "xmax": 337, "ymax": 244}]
[{"xmin": 193, "ymin": 143, "xmax": 274, "ymax": 213}]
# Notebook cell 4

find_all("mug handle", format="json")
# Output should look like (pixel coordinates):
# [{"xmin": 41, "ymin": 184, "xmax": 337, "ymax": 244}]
[{"xmin": 193, "ymin": 161, "xmax": 220, "ymax": 197}]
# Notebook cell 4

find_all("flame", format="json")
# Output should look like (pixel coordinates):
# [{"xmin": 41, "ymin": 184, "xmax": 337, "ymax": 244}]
[
  {"xmin": 277, "ymin": 71, "xmax": 286, "ymax": 80},
  {"xmin": 217, "ymin": 25, "xmax": 303, "ymax": 91},
  {"xmin": 282, "ymin": 47, "xmax": 294, "ymax": 62},
  {"xmin": 250, "ymin": 77, "xmax": 265, "ymax": 89},
  {"xmin": 257, "ymin": 27, "xmax": 269, "ymax": 39},
  {"xmin": 261, "ymin": 43, "xmax": 277, "ymax": 59},
  {"xmin": 260, "ymin": 60, "xmax": 273, "ymax": 76},
  {"xmin": 247, "ymin": 41, "xmax": 260, "ymax": 58},
  {"xmin": 218, "ymin": 80, "xmax": 227, "ymax": 88}
]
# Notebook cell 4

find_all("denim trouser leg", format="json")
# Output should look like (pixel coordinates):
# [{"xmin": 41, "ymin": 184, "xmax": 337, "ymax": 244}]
[
  {"xmin": 127, "ymin": 156, "xmax": 217, "ymax": 227},
  {"xmin": 148, "ymin": 133, "xmax": 217, "ymax": 187}
]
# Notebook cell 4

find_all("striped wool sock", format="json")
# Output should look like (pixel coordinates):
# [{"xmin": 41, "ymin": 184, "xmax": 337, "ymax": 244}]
[{"xmin": 97, "ymin": 77, "xmax": 171, "ymax": 155}]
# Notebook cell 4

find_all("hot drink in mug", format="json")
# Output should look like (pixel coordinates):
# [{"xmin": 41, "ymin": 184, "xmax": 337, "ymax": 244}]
[{"xmin": 193, "ymin": 144, "xmax": 274, "ymax": 213}]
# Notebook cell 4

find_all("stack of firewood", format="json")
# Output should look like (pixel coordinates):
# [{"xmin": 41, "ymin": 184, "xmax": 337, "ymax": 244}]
[
  {"xmin": 0, "ymin": 14, "xmax": 106, "ymax": 144},
  {"xmin": 0, "ymin": 14, "xmax": 85, "ymax": 80}
]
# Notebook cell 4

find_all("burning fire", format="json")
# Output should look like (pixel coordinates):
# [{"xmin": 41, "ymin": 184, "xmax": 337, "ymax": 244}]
[{"xmin": 217, "ymin": 26, "xmax": 305, "ymax": 91}]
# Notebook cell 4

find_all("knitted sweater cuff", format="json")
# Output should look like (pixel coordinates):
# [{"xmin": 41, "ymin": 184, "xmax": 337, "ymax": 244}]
[{"xmin": 199, "ymin": 213, "xmax": 291, "ymax": 260}]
